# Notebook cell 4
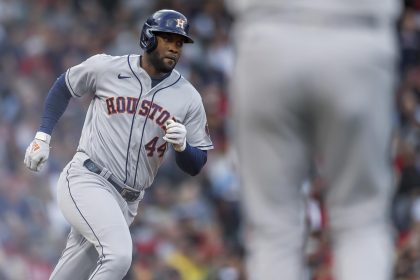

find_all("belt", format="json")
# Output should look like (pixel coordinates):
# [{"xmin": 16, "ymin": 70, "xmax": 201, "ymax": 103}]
[{"xmin": 83, "ymin": 159, "xmax": 141, "ymax": 202}]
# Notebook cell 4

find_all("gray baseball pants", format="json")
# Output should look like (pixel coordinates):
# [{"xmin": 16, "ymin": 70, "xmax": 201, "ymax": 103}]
[
  {"xmin": 49, "ymin": 152, "xmax": 139, "ymax": 280},
  {"xmin": 232, "ymin": 17, "xmax": 397, "ymax": 280}
]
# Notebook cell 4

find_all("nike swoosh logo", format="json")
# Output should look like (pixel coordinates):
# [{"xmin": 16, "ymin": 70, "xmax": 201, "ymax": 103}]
[{"xmin": 118, "ymin": 74, "xmax": 131, "ymax": 79}]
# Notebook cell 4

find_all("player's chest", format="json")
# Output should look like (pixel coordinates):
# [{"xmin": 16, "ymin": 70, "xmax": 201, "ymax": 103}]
[{"xmin": 94, "ymin": 79, "xmax": 189, "ymax": 130}]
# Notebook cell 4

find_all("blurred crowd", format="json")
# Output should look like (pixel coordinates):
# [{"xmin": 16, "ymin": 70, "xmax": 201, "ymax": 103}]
[
  {"xmin": 393, "ymin": 1, "xmax": 420, "ymax": 279},
  {"xmin": 0, "ymin": 0, "xmax": 419, "ymax": 279}
]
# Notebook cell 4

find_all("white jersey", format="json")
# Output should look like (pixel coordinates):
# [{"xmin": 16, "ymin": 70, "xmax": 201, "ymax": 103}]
[
  {"xmin": 65, "ymin": 54, "xmax": 213, "ymax": 190},
  {"xmin": 227, "ymin": 0, "xmax": 401, "ymax": 22}
]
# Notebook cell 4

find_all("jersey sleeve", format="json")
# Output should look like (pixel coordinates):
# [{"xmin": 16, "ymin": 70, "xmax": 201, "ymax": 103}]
[
  {"xmin": 65, "ymin": 54, "xmax": 107, "ymax": 98},
  {"xmin": 184, "ymin": 94, "xmax": 214, "ymax": 151}
]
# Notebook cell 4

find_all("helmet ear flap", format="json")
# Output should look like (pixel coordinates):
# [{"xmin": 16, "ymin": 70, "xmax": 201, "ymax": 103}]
[
  {"xmin": 140, "ymin": 24, "xmax": 158, "ymax": 52},
  {"xmin": 146, "ymin": 34, "xmax": 157, "ymax": 53}
]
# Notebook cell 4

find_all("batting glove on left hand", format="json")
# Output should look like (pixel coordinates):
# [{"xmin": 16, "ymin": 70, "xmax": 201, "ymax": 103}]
[
  {"xmin": 163, "ymin": 120, "xmax": 187, "ymax": 152},
  {"xmin": 24, "ymin": 131, "xmax": 51, "ymax": 172}
]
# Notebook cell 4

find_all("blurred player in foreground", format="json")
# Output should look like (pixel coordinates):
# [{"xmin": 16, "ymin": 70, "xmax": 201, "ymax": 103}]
[{"xmin": 229, "ymin": 0, "xmax": 400, "ymax": 279}]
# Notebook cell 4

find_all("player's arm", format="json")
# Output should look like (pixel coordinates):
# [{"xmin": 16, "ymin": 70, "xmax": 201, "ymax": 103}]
[
  {"xmin": 24, "ymin": 74, "xmax": 72, "ymax": 171},
  {"xmin": 24, "ymin": 54, "xmax": 103, "ymax": 171},
  {"xmin": 163, "ymin": 120, "xmax": 207, "ymax": 176},
  {"xmin": 175, "ymin": 143, "xmax": 207, "ymax": 176},
  {"xmin": 39, "ymin": 73, "xmax": 72, "ymax": 135}
]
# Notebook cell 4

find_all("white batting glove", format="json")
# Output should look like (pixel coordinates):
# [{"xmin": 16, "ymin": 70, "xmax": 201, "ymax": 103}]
[
  {"xmin": 24, "ymin": 131, "xmax": 51, "ymax": 172},
  {"xmin": 163, "ymin": 120, "xmax": 187, "ymax": 152}
]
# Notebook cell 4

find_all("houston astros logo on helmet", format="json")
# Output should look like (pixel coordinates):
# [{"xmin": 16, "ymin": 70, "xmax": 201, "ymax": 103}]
[{"xmin": 176, "ymin": 18, "xmax": 186, "ymax": 28}]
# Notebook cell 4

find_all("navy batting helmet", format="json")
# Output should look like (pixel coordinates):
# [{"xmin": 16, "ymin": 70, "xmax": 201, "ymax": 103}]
[{"xmin": 140, "ymin": 9, "xmax": 194, "ymax": 52}]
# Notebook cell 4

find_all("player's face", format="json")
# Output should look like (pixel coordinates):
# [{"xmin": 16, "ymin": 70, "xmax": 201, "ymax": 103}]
[{"xmin": 150, "ymin": 33, "xmax": 184, "ymax": 73}]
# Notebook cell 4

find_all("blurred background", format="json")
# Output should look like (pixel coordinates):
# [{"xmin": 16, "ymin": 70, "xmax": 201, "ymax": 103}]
[{"xmin": 0, "ymin": 0, "xmax": 419, "ymax": 279}]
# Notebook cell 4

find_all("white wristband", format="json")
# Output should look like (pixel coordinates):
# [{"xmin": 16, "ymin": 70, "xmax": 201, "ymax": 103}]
[
  {"xmin": 174, "ymin": 140, "xmax": 187, "ymax": 152},
  {"xmin": 35, "ymin": 131, "xmax": 51, "ymax": 144}
]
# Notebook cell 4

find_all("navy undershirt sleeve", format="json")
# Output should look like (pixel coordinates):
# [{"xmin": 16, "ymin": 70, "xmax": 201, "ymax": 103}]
[
  {"xmin": 175, "ymin": 143, "xmax": 207, "ymax": 176},
  {"xmin": 39, "ymin": 73, "xmax": 72, "ymax": 135}
]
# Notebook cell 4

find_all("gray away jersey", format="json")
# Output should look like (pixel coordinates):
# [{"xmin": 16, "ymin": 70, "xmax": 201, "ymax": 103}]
[{"xmin": 65, "ymin": 54, "xmax": 213, "ymax": 190}]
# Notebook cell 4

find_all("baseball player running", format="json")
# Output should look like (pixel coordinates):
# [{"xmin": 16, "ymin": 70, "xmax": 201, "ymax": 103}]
[
  {"xmin": 228, "ymin": 0, "xmax": 400, "ymax": 279},
  {"xmin": 23, "ymin": 9, "xmax": 213, "ymax": 280}
]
